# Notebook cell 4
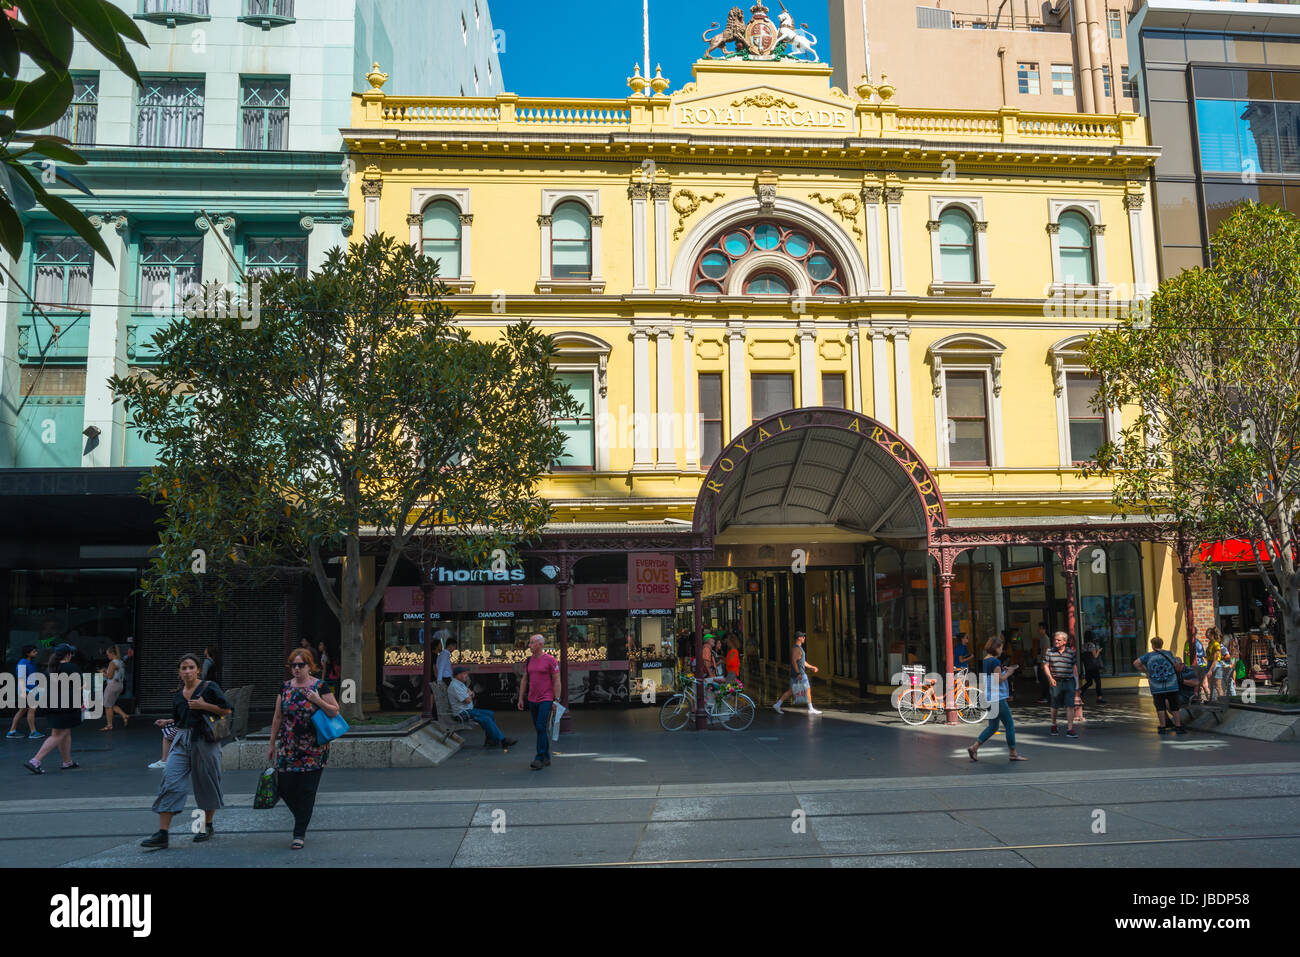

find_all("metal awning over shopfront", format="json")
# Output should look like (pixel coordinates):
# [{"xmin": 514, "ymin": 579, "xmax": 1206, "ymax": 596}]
[{"xmin": 693, "ymin": 408, "xmax": 946, "ymax": 547}]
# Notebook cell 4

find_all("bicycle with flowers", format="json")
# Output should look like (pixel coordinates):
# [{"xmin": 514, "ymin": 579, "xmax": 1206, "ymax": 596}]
[{"xmin": 659, "ymin": 673, "xmax": 755, "ymax": 731}]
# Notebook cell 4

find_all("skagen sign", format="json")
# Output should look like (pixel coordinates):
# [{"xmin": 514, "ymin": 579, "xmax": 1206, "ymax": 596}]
[
  {"xmin": 677, "ymin": 105, "xmax": 850, "ymax": 130},
  {"xmin": 703, "ymin": 411, "xmax": 946, "ymax": 527}
]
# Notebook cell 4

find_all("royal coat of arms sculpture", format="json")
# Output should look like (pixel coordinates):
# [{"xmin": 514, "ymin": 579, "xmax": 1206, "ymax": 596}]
[{"xmin": 702, "ymin": 1, "xmax": 819, "ymax": 62}]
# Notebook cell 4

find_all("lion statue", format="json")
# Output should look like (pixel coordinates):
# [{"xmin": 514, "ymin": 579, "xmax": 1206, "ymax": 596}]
[{"xmin": 703, "ymin": 7, "xmax": 750, "ymax": 58}]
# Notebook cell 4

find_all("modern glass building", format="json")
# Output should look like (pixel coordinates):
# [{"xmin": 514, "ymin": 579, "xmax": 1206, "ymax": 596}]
[
  {"xmin": 1129, "ymin": 0, "xmax": 1300, "ymax": 275},
  {"xmin": 0, "ymin": 0, "xmax": 502, "ymax": 713}
]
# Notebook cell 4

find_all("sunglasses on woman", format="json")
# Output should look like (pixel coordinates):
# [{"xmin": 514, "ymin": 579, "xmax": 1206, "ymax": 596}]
[{"xmin": 290, "ymin": 662, "xmax": 309, "ymax": 669}]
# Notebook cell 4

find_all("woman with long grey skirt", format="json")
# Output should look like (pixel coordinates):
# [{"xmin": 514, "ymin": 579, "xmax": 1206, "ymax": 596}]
[{"xmin": 141, "ymin": 654, "xmax": 231, "ymax": 849}]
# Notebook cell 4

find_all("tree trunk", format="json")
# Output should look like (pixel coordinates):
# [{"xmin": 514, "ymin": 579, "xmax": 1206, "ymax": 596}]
[
  {"xmin": 338, "ymin": 546, "xmax": 367, "ymax": 723},
  {"xmin": 1285, "ymin": 583, "xmax": 1300, "ymax": 698}
]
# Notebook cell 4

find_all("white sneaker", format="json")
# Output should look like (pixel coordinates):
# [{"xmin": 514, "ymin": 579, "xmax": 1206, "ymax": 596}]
[
  {"xmin": 808, "ymin": 707, "xmax": 823, "ymax": 715},
  {"xmin": 147, "ymin": 760, "xmax": 165, "ymax": 769},
  {"xmin": 772, "ymin": 701, "xmax": 783, "ymax": 714}
]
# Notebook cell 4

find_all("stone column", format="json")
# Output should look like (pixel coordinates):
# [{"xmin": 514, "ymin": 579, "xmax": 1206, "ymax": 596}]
[
  {"xmin": 871, "ymin": 327, "xmax": 890, "ymax": 425},
  {"xmin": 1125, "ymin": 192, "xmax": 1149, "ymax": 298},
  {"xmin": 629, "ymin": 183, "xmax": 649, "ymax": 294},
  {"xmin": 198, "ymin": 213, "xmax": 235, "ymax": 286},
  {"xmin": 892, "ymin": 327, "xmax": 914, "ymax": 443},
  {"xmin": 848, "ymin": 327, "xmax": 863, "ymax": 412},
  {"xmin": 362, "ymin": 175, "xmax": 382, "ymax": 237},
  {"xmin": 304, "ymin": 215, "xmax": 352, "ymax": 272},
  {"xmin": 631, "ymin": 326, "xmax": 654, "ymax": 468},
  {"xmin": 683, "ymin": 324, "xmax": 698, "ymax": 469},
  {"xmin": 798, "ymin": 323, "xmax": 817, "ymax": 406},
  {"xmin": 407, "ymin": 212, "xmax": 422, "ymax": 252},
  {"xmin": 653, "ymin": 183, "xmax": 673, "ymax": 293},
  {"xmin": 861, "ymin": 186, "xmax": 885, "ymax": 294},
  {"xmin": 653, "ymin": 325, "xmax": 676, "ymax": 469},
  {"xmin": 0, "ymin": 245, "xmax": 21, "ymax": 466},
  {"xmin": 83, "ymin": 213, "xmax": 131, "ymax": 468},
  {"xmin": 727, "ymin": 323, "xmax": 747, "ymax": 439},
  {"xmin": 885, "ymin": 187, "xmax": 906, "ymax": 294}
]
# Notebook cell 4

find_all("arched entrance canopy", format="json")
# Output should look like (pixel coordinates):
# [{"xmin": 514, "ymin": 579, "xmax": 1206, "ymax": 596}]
[{"xmin": 692, "ymin": 408, "xmax": 948, "ymax": 545}]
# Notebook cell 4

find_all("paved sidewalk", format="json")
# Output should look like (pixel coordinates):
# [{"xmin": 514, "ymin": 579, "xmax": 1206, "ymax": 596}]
[{"xmin": 3, "ymin": 691, "xmax": 1292, "ymax": 801}]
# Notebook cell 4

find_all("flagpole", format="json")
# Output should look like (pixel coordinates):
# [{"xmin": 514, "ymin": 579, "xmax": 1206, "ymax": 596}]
[{"xmin": 643, "ymin": 0, "xmax": 651, "ymax": 80}]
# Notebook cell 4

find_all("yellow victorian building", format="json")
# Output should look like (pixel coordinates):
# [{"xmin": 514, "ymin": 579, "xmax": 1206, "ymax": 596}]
[{"xmin": 345, "ymin": 18, "xmax": 1194, "ymax": 710}]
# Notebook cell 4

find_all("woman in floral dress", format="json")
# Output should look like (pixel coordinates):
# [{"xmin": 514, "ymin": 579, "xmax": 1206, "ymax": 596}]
[{"xmin": 266, "ymin": 648, "xmax": 340, "ymax": 849}]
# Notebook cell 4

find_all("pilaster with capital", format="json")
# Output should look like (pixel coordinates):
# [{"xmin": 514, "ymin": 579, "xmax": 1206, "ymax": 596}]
[
  {"xmin": 884, "ymin": 187, "xmax": 906, "ymax": 293},
  {"xmin": 797, "ymin": 323, "xmax": 818, "ymax": 407},
  {"xmin": 890, "ymin": 327, "xmax": 914, "ymax": 443},
  {"xmin": 652, "ymin": 325, "xmax": 676, "ymax": 469},
  {"xmin": 84, "ymin": 211, "xmax": 134, "ymax": 468},
  {"xmin": 726, "ymin": 324, "xmax": 748, "ymax": 439},
  {"xmin": 631, "ymin": 326, "xmax": 654, "ymax": 468},
  {"xmin": 630, "ymin": 180, "xmax": 650, "ymax": 293}
]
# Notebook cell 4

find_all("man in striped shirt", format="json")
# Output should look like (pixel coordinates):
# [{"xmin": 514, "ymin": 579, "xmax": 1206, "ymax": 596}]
[{"xmin": 1043, "ymin": 631, "xmax": 1079, "ymax": 738}]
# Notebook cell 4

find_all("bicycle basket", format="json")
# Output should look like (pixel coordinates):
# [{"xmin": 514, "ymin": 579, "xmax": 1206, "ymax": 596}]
[{"xmin": 902, "ymin": 664, "xmax": 926, "ymax": 687}]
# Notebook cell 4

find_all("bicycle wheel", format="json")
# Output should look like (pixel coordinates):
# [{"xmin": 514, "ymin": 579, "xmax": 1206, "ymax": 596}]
[
  {"xmin": 957, "ymin": 687, "xmax": 989, "ymax": 724},
  {"xmin": 721, "ymin": 693, "xmax": 755, "ymax": 731},
  {"xmin": 897, "ymin": 689, "xmax": 931, "ymax": 726},
  {"xmin": 659, "ymin": 694, "xmax": 692, "ymax": 731}
]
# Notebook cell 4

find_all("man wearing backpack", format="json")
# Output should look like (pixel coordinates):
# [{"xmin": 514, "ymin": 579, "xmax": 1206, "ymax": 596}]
[{"xmin": 1135, "ymin": 637, "xmax": 1189, "ymax": 735}]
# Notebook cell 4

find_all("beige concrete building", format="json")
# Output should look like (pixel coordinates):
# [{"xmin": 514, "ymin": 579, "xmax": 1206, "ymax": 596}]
[{"xmin": 832, "ymin": 1, "xmax": 1143, "ymax": 113}]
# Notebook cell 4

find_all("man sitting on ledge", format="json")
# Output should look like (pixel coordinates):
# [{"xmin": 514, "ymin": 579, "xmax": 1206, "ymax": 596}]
[{"xmin": 448, "ymin": 665, "xmax": 517, "ymax": 751}]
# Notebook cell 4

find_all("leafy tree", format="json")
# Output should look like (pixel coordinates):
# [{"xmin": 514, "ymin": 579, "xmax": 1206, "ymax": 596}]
[
  {"xmin": 0, "ymin": 0, "xmax": 146, "ymax": 262},
  {"xmin": 1083, "ymin": 202, "xmax": 1300, "ymax": 694},
  {"xmin": 111, "ymin": 234, "xmax": 579, "ymax": 720}
]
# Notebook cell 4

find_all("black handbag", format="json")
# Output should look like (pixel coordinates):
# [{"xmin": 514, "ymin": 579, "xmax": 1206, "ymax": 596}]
[{"xmin": 193, "ymin": 682, "xmax": 232, "ymax": 743}]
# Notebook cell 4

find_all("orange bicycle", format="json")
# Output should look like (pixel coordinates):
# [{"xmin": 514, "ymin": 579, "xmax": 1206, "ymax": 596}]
[{"xmin": 897, "ymin": 668, "xmax": 988, "ymax": 725}]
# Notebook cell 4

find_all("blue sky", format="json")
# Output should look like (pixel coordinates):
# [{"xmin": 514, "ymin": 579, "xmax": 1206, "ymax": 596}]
[{"xmin": 489, "ymin": 0, "xmax": 834, "ymax": 99}]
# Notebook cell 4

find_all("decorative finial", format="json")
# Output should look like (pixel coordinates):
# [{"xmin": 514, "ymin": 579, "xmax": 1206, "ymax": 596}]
[
  {"xmin": 855, "ymin": 73, "xmax": 875, "ymax": 101},
  {"xmin": 877, "ymin": 73, "xmax": 895, "ymax": 102},
  {"xmin": 366, "ymin": 62, "xmax": 388, "ymax": 91},
  {"xmin": 650, "ymin": 64, "xmax": 670, "ymax": 96},
  {"xmin": 628, "ymin": 63, "xmax": 649, "ymax": 96}
]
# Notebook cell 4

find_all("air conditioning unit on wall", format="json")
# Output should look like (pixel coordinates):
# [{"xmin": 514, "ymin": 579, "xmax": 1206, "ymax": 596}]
[{"xmin": 917, "ymin": 7, "xmax": 955, "ymax": 29}]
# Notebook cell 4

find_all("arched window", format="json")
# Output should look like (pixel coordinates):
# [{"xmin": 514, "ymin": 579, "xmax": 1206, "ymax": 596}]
[
  {"xmin": 1058, "ymin": 210, "xmax": 1094, "ymax": 285},
  {"xmin": 745, "ymin": 272, "xmax": 793, "ymax": 295},
  {"xmin": 938, "ymin": 208, "xmax": 977, "ymax": 283},
  {"xmin": 691, "ymin": 220, "xmax": 846, "ymax": 295},
  {"xmin": 551, "ymin": 201, "xmax": 592, "ymax": 279},
  {"xmin": 421, "ymin": 200, "xmax": 461, "ymax": 278}
]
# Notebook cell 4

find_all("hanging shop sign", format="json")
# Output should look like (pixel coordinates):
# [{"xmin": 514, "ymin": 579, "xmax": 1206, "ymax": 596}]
[{"xmin": 628, "ymin": 553, "xmax": 677, "ymax": 609}]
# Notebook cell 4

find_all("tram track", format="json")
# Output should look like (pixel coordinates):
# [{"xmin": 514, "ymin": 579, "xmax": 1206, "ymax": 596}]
[{"xmin": 0, "ymin": 789, "xmax": 1296, "ymax": 841}]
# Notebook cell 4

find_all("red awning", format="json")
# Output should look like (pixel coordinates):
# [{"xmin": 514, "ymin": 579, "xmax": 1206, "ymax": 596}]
[{"xmin": 1198, "ymin": 539, "xmax": 1273, "ymax": 563}]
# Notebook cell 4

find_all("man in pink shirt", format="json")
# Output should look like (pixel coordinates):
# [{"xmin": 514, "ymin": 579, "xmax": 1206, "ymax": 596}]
[{"xmin": 517, "ymin": 634, "xmax": 561, "ymax": 770}]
